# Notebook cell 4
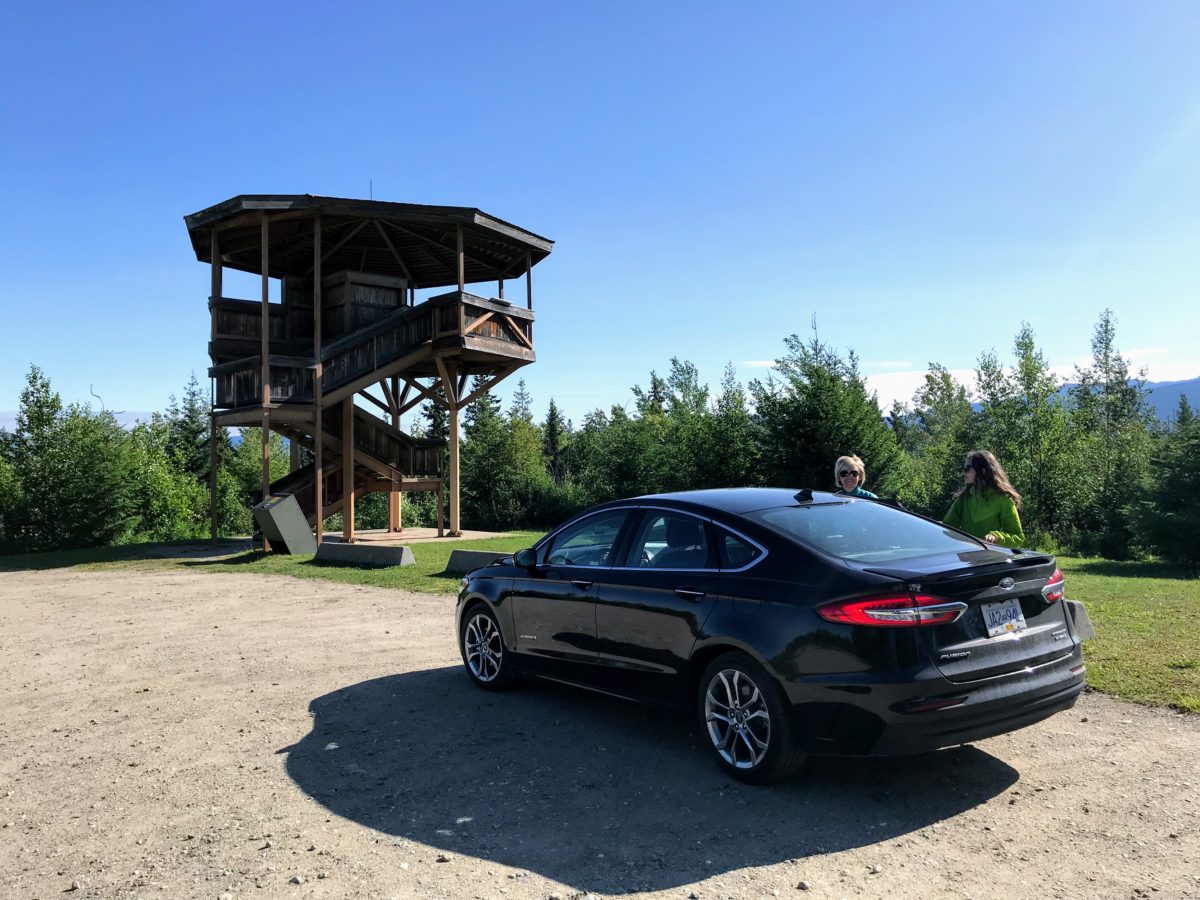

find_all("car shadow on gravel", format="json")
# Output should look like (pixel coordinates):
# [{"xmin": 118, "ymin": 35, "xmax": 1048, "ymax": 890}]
[{"xmin": 283, "ymin": 667, "xmax": 1018, "ymax": 894}]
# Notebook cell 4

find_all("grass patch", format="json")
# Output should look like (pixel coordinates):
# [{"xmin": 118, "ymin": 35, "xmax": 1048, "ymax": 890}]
[
  {"xmin": 0, "ymin": 533, "xmax": 544, "ymax": 595},
  {"xmin": 1060, "ymin": 556, "xmax": 1200, "ymax": 712}
]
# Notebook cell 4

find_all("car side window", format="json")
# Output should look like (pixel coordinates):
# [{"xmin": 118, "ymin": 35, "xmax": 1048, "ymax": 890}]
[
  {"xmin": 717, "ymin": 528, "xmax": 763, "ymax": 569},
  {"xmin": 543, "ymin": 510, "xmax": 628, "ymax": 567},
  {"xmin": 625, "ymin": 511, "xmax": 715, "ymax": 570}
]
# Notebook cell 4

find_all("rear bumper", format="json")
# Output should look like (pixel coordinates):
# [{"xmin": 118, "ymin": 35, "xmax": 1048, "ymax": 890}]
[{"xmin": 781, "ymin": 649, "xmax": 1085, "ymax": 756}]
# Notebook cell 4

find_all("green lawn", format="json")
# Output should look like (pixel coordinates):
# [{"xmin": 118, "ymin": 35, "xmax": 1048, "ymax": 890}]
[
  {"xmin": 1059, "ymin": 556, "xmax": 1200, "ymax": 712},
  {"xmin": 0, "ymin": 532, "xmax": 544, "ymax": 594},
  {"xmin": 2, "ymin": 541, "xmax": 1196, "ymax": 712}
]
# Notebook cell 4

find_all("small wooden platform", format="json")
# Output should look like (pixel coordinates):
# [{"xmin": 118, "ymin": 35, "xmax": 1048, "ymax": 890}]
[{"xmin": 322, "ymin": 527, "xmax": 511, "ymax": 545}]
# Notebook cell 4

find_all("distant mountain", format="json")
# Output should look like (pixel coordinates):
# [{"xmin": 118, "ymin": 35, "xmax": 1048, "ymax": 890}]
[
  {"xmin": 1143, "ymin": 377, "xmax": 1200, "ymax": 422},
  {"xmin": 1054, "ymin": 377, "xmax": 1200, "ymax": 423}
]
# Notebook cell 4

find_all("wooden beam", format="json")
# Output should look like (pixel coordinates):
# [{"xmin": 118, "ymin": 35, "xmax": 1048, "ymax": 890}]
[
  {"xmin": 379, "ymin": 378, "xmax": 396, "ymax": 413},
  {"xmin": 210, "ymin": 230, "xmax": 222, "ymax": 344},
  {"xmin": 526, "ymin": 251, "xmax": 533, "ymax": 310},
  {"xmin": 373, "ymin": 220, "xmax": 416, "ymax": 282},
  {"xmin": 499, "ymin": 312, "xmax": 534, "ymax": 350},
  {"xmin": 319, "ymin": 345, "xmax": 433, "ymax": 408},
  {"xmin": 209, "ymin": 413, "xmax": 218, "ymax": 544},
  {"xmin": 389, "ymin": 371, "xmax": 402, "ymax": 533},
  {"xmin": 260, "ymin": 213, "xmax": 271, "ymax": 552},
  {"xmin": 437, "ymin": 480, "xmax": 444, "ymax": 537},
  {"xmin": 383, "ymin": 222, "xmax": 459, "ymax": 278},
  {"xmin": 357, "ymin": 388, "xmax": 391, "ymax": 415},
  {"xmin": 313, "ymin": 213, "xmax": 324, "ymax": 544},
  {"xmin": 463, "ymin": 311, "xmax": 495, "ymax": 336},
  {"xmin": 457, "ymin": 224, "xmax": 465, "ymax": 291},
  {"xmin": 383, "ymin": 220, "xmax": 508, "ymax": 279},
  {"xmin": 433, "ymin": 355, "xmax": 458, "ymax": 409},
  {"xmin": 304, "ymin": 219, "xmax": 368, "ymax": 276},
  {"xmin": 342, "ymin": 399, "xmax": 355, "ymax": 543},
  {"xmin": 459, "ymin": 364, "xmax": 522, "ymax": 408}
]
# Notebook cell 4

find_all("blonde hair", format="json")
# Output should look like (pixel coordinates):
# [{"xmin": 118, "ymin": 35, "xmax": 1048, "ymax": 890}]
[{"xmin": 834, "ymin": 454, "xmax": 867, "ymax": 488}]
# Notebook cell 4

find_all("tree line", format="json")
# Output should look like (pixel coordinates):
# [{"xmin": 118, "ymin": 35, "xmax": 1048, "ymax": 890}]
[{"xmin": 1, "ymin": 310, "xmax": 1196, "ymax": 568}]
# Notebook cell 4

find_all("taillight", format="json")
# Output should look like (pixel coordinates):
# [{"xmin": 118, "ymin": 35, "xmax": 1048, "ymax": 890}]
[
  {"xmin": 816, "ymin": 594, "xmax": 968, "ymax": 628},
  {"xmin": 1041, "ymin": 568, "xmax": 1065, "ymax": 603}
]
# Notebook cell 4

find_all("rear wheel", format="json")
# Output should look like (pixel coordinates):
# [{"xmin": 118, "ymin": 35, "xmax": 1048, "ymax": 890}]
[
  {"xmin": 460, "ymin": 605, "xmax": 516, "ymax": 690},
  {"xmin": 697, "ymin": 652, "xmax": 804, "ymax": 783}
]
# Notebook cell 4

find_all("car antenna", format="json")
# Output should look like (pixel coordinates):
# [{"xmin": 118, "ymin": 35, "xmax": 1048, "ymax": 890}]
[{"xmin": 794, "ymin": 488, "xmax": 813, "ymax": 503}]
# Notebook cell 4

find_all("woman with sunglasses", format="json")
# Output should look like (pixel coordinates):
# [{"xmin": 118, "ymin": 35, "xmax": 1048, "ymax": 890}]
[
  {"xmin": 834, "ymin": 455, "xmax": 878, "ymax": 499},
  {"xmin": 944, "ymin": 450, "xmax": 1025, "ymax": 547}
]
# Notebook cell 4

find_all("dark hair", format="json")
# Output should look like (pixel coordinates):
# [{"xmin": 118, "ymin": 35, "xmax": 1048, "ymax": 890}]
[{"xmin": 955, "ymin": 450, "xmax": 1022, "ymax": 508}]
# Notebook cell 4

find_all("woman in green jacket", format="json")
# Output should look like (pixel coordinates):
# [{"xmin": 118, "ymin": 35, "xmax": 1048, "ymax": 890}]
[{"xmin": 944, "ymin": 450, "xmax": 1025, "ymax": 547}]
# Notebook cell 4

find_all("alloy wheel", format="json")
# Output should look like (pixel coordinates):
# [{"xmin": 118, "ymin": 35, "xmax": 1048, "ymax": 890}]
[
  {"xmin": 464, "ymin": 612, "xmax": 503, "ymax": 683},
  {"xmin": 704, "ymin": 667, "xmax": 771, "ymax": 769}
]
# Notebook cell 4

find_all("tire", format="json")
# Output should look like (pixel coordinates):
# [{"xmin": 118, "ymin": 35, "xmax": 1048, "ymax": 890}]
[
  {"xmin": 697, "ymin": 652, "xmax": 804, "ymax": 784},
  {"xmin": 460, "ymin": 605, "xmax": 517, "ymax": 691}
]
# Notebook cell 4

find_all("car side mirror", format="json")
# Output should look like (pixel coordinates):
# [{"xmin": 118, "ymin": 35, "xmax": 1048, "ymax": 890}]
[{"xmin": 513, "ymin": 548, "xmax": 538, "ymax": 568}]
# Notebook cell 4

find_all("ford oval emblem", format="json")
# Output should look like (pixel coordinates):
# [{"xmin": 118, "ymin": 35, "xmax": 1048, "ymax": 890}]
[{"xmin": 999, "ymin": 577, "xmax": 1016, "ymax": 590}]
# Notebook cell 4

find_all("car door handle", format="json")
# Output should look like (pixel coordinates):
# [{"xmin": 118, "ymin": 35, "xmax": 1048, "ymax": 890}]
[
  {"xmin": 571, "ymin": 579, "xmax": 594, "ymax": 590},
  {"xmin": 675, "ymin": 588, "xmax": 706, "ymax": 601}
]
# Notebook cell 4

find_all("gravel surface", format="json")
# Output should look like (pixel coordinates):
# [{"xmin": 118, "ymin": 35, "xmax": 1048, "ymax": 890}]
[{"xmin": 1, "ymin": 566, "xmax": 1198, "ymax": 900}]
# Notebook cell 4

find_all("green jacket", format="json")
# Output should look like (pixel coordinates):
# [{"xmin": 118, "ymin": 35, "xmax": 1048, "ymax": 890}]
[
  {"xmin": 944, "ymin": 487, "xmax": 1025, "ymax": 547},
  {"xmin": 836, "ymin": 486, "xmax": 879, "ymax": 499}
]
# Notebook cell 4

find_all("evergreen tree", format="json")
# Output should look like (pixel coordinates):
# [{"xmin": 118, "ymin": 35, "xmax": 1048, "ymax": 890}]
[
  {"xmin": 164, "ymin": 373, "xmax": 224, "ymax": 481},
  {"xmin": 542, "ymin": 398, "xmax": 569, "ymax": 485},
  {"xmin": 694, "ymin": 364, "xmax": 760, "ymax": 489},
  {"xmin": 1132, "ymin": 413, "xmax": 1200, "ymax": 569},
  {"xmin": 750, "ymin": 335, "xmax": 905, "ymax": 495},
  {"xmin": 973, "ymin": 325, "xmax": 1075, "ymax": 548},
  {"xmin": 893, "ymin": 364, "xmax": 976, "ymax": 517},
  {"xmin": 509, "ymin": 379, "xmax": 534, "ymax": 424},
  {"xmin": 1, "ymin": 366, "xmax": 135, "ymax": 552},
  {"xmin": 1068, "ymin": 310, "xmax": 1153, "ymax": 557}
]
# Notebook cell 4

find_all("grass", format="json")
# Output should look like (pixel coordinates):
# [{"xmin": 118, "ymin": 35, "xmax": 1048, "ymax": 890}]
[
  {"xmin": 3, "ymin": 540, "xmax": 1196, "ymax": 711},
  {"xmin": 1059, "ymin": 556, "xmax": 1200, "ymax": 712},
  {"xmin": 0, "ymin": 532, "xmax": 543, "ymax": 594}
]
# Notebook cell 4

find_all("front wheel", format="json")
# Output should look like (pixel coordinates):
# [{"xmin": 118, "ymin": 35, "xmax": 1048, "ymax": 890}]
[
  {"xmin": 697, "ymin": 652, "xmax": 804, "ymax": 783},
  {"xmin": 460, "ymin": 605, "xmax": 516, "ymax": 690}
]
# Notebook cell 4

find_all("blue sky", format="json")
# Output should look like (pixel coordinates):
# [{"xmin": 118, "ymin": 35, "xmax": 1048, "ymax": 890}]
[{"xmin": 2, "ymin": 2, "xmax": 1198, "ymax": 431}]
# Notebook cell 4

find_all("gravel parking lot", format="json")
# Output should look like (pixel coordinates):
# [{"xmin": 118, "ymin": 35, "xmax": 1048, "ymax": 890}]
[{"xmin": 1, "ymin": 565, "xmax": 1198, "ymax": 899}]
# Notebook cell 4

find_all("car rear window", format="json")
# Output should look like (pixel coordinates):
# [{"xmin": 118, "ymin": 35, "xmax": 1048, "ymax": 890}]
[{"xmin": 745, "ymin": 500, "xmax": 982, "ymax": 562}]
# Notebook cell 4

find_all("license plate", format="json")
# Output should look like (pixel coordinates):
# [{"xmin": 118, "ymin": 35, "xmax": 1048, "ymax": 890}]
[{"xmin": 981, "ymin": 597, "xmax": 1028, "ymax": 637}]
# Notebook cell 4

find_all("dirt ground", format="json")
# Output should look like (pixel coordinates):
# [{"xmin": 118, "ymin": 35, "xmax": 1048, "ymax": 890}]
[{"xmin": 1, "ymin": 564, "xmax": 1198, "ymax": 900}]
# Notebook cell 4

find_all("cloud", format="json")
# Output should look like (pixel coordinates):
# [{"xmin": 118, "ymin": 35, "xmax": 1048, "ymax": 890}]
[
  {"xmin": 862, "ymin": 369, "xmax": 977, "ymax": 411},
  {"xmin": 866, "ymin": 360, "xmax": 914, "ymax": 371}
]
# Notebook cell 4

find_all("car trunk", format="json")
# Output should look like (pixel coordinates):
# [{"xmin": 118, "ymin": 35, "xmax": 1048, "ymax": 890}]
[{"xmin": 861, "ymin": 550, "xmax": 1074, "ymax": 683}]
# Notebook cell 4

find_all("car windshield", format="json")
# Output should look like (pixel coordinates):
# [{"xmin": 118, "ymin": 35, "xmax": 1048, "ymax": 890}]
[{"xmin": 745, "ymin": 500, "xmax": 982, "ymax": 562}]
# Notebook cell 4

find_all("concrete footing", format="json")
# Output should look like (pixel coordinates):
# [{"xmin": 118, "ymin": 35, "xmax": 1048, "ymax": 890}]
[
  {"xmin": 445, "ymin": 549, "xmax": 510, "ymax": 575},
  {"xmin": 316, "ymin": 542, "xmax": 415, "ymax": 568}
]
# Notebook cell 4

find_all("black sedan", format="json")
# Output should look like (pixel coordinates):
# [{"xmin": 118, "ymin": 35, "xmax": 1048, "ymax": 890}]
[{"xmin": 455, "ymin": 488, "xmax": 1090, "ymax": 783}]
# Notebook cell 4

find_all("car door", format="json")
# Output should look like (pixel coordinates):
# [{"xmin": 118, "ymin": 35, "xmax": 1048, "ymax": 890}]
[
  {"xmin": 594, "ymin": 508, "xmax": 721, "ymax": 703},
  {"xmin": 509, "ymin": 507, "xmax": 634, "ymax": 683}
]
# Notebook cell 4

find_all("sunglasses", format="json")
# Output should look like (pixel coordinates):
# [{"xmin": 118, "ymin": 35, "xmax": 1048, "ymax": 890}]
[{"xmin": 838, "ymin": 470, "xmax": 860, "ymax": 479}]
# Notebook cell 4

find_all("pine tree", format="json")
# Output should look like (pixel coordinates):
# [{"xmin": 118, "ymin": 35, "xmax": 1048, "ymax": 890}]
[
  {"xmin": 750, "ymin": 335, "xmax": 905, "ymax": 495},
  {"xmin": 542, "ymin": 398, "xmax": 569, "ymax": 485},
  {"xmin": 1068, "ymin": 310, "xmax": 1153, "ymax": 557}
]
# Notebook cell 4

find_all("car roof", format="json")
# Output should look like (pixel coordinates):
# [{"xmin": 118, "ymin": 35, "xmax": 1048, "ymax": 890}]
[{"xmin": 632, "ymin": 487, "xmax": 843, "ymax": 515}]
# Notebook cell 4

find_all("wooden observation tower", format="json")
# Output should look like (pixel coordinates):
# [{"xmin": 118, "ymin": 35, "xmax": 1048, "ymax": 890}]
[{"xmin": 184, "ymin": 195, "xmax": 553, "ymax": 542}]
